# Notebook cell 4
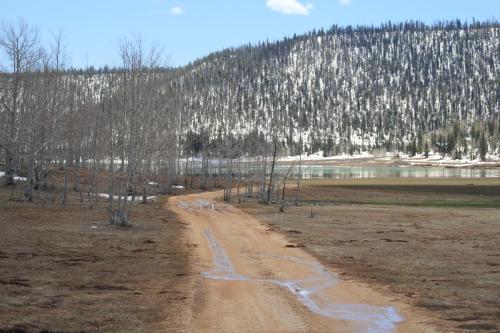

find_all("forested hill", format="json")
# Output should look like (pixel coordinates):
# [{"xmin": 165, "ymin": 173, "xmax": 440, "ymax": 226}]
[{"xmin": 174, "ymin": 20, "xmax": 499, "ymax": 158}]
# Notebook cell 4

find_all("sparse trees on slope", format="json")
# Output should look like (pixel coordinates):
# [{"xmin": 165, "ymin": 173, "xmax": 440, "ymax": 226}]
[{"xmin": 172, "ymin": 21, "xmax": 499, "ymax": 158}]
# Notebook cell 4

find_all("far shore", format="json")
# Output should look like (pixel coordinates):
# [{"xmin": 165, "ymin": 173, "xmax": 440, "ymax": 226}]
[{"xmin": 278, "ymin": 154, "xmax": 500, "ymax": 169}]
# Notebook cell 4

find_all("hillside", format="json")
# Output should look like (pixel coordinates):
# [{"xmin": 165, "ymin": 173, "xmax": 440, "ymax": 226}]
[{"xmin": 174, "ymin": 20, "xmax": 499, "ymax": 159}]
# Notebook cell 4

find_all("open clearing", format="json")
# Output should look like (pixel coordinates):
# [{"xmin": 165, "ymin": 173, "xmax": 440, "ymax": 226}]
[{"xmin": 240, "ymin": 177, "xmax": 500, "ymax": 332}]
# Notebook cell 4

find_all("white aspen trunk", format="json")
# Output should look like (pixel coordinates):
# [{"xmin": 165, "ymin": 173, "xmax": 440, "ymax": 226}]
[{"xmin": 296, "ymin": 154, "xmax": 302, "ymax": 206}]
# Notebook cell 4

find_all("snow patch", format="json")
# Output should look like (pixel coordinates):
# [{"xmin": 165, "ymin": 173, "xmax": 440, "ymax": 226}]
[
  {"xmin": 98, "ymin": 193, "xmax": 157, "ymax": 202},
  {"xmin": 0, "ymin": 171, "xmax": 27, "ymax": 182}
]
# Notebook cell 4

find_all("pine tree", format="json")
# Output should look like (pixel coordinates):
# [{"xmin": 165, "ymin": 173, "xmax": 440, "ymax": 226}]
[
  {"xmin": 409, "ymin": 138, "xmax": 417, "ymax": 157},
  {"xmin": 479, "ymin": 132, "xmax": 488, "ymax": 161}
]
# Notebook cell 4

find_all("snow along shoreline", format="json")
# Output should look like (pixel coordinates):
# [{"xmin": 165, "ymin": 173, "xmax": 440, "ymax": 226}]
[{"xmin": 279, "ymin": 151, "xmax": 500, "ymax": 168}]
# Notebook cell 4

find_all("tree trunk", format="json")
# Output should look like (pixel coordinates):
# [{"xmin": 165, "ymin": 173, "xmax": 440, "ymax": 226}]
[
  {"xmin": 236, "ymin": 158, "xmax": 242, "ymax": 204},
  {"xmin": 295, "ymin": 154, "xmax": 302, "ymax": 206},
  {"xmin": 142, "ymin": 182, "xmax": 147, "ymax": 204},
  {"xmin": 24, "ymin": 155, "xmax": 36, "ymax": 202},
  {"xmin": 266, "ymin": 138, "xmax": 278, "ymax": 205},
  {"xmin": 184, "ymin": 157, "xmax": 189, "ymax": 188},
  {"xmin": 5, "ymin": 101, "xmax": 18, "ymax": 186}
]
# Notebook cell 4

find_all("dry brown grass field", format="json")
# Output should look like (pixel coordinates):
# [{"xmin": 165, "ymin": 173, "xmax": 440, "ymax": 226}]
[{"xmin": 0, "ymin": 173, "xmax": 196, "ymax": 333}]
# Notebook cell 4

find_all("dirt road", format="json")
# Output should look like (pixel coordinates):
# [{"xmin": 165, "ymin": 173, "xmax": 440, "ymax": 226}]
[{"xmin": 169, "ymin": 192, "xmax": 438, "ymax": 333}]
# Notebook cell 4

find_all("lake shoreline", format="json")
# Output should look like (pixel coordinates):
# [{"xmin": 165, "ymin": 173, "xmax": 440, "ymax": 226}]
[{"xmin": 278, "ymin": 155, "xmax": 500, "ymax": 169}]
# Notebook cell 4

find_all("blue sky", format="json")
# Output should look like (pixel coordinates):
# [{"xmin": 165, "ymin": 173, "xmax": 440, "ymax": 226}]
[{"xmin": 0, "ymin": 0, "xmax": 498, "ymax": 68}]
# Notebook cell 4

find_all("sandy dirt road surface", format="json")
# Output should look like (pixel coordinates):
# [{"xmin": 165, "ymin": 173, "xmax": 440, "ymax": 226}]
[{"xmin": 169, "ymin": 191, "xmax": 439, "ymax": 333}]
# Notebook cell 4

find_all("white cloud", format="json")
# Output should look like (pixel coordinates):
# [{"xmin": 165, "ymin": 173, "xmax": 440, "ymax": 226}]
[
  {"xmin": 339, "ymin": 0, "xmax": 352, "ymax": 5},
  {"xmin": 170, "ymin": 6, "xmax": 184, "ymax": 15},
  {"xmin": 266, "ymin": 0, "xmax": 314, "ymax": 15}
]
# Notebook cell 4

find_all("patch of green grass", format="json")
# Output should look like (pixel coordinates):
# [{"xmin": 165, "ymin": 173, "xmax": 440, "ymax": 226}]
[
  {"xmin": 304, "ymin": 199, "xmax": 500, "ymax": 209},
  {"xmin": 417, "ymin": 199, "xmax": 500, "ymax": 208}
]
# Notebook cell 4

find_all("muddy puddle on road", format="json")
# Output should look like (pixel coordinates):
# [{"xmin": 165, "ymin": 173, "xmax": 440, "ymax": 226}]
[
  {"xmin": 202, "ymin": 228, "xmax": 403, "ymax": 333},
  {"xmin": 177, "ymin": 199, "xmax": 228, "ymax": 211}
]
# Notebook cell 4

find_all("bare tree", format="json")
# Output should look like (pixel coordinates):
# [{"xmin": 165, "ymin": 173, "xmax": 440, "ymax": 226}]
[
  {"xmin": 266, "ymin": 137, "xmax": 278, "ymax": 205},
  {"xmin": 0, "ymin": 19, "xmax": 40, "ymax": 186},
  {"xmin": 106, "ymin": 35, "xmax": 166, "ymax": 225},
  {"xmin": 295, "ymin": 139, "xmax": 303, "ymax": 206},
  {"xmin": 280, "ymin": 161, "xmax": 295, "ymax": 212}
]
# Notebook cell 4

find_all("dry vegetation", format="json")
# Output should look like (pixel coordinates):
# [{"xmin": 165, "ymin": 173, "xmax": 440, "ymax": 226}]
[
  {"xmin": 0, "ymin": 182, "xmax": 194, "ymax": 333},
  {"xmin": 240, "ymin": 177, "xmax": 500, "ymax": 332},
  {"xmin": 2, "ymin": 166, "xmax": 500, "ymax": 333}
]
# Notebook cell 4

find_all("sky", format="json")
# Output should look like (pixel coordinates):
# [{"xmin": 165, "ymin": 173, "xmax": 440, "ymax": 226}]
[{"xmin": 0, "ymin": 0, "xmax": 498, "ymax": 68}]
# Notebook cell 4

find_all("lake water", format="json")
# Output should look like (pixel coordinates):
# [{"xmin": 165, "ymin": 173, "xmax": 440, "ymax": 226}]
[
  {"xmin": 180, "ymin": 161, "xmax": 500, "ymax": 179},
  {"xmin": 274, "ymin": 165, "xmax": 500, "ymax": 179}
]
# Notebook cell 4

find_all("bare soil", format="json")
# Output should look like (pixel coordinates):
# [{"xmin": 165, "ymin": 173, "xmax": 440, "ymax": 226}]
[
  {"xmin": 240, "ymin": 178, "xmax": 500, "ymax": 332},
  {"xmin": 171, "ymin": 191, "xmax": 442, "ymax": 333},
  {"xmin": 0, "ymin": 186, "xmax": 194, "ymax": 333}
]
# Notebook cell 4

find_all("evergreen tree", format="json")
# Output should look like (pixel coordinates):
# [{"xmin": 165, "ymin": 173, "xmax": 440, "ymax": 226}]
[{"xmin": 479, "ymin": 132, "xmax": 488, "ymax": 161}]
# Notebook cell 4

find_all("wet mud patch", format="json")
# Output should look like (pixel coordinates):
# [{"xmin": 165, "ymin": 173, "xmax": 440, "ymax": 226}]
[
  {"xmin": 177, "ymin": 199, "xmax": 229, "ymax": 212},
  {"xmin": 201, "ymin": 228, "xmax": 404, "ymax": 333}
]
